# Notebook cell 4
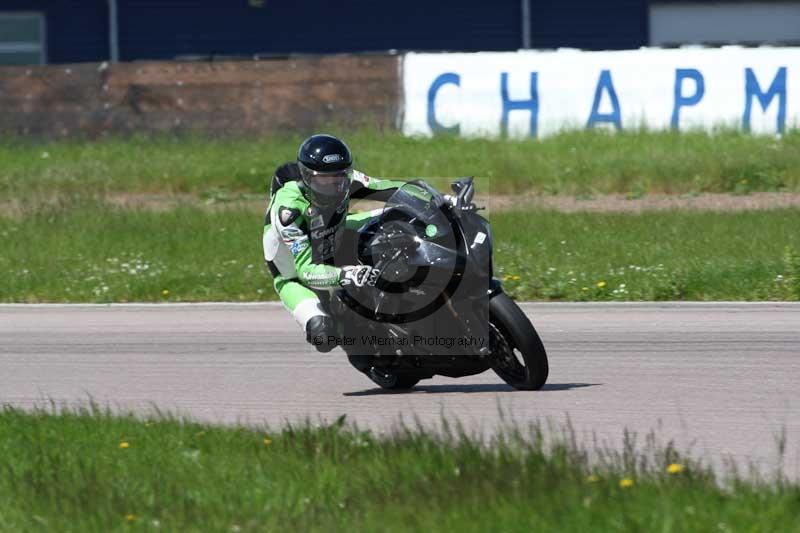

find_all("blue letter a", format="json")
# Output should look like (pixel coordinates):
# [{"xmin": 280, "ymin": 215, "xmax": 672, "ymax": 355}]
[
  {"xmin": 743, "ymin": 67, "xmax": 787, "ymax": 133},
  {"xmin": 587, "ymin": 70, "xmax": 621, "ymax": 130}
]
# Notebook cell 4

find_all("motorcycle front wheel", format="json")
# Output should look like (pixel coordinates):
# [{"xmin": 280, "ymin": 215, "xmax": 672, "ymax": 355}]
[{"xmin": 489, "ymin": 292, "xmax": 549, "ymax": 390}]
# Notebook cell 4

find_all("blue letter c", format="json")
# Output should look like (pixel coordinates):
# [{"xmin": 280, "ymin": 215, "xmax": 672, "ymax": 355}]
[{"xmin": 427, "ymin": 73, "xmax": 460, "ymax": 135}]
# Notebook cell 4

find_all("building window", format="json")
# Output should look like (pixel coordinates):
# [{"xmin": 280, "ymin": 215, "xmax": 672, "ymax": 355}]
[{"xmin": 0, "ymin": 12, "xmax": 46, "ymax": 65}]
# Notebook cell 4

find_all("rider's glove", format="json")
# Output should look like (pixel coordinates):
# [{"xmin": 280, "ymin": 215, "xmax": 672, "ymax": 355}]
[{"xmin": 340, "ymin": 265, "xmax": 380, "ymax": 288}]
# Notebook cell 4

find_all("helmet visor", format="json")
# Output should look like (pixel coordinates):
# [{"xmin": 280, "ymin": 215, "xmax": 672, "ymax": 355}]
[{"xmin": 299, "ymin": 163, "xmax": 353, "ymax": 203}]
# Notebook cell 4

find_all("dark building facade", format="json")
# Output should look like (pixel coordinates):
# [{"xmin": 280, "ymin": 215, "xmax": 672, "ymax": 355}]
[
  {"xmin": 0, "ymin": 0, "xmax": 649, "ymax": 65},
  {"xmin": 1, "ymin": 0, "xmax": 108, "ymax": 64}
]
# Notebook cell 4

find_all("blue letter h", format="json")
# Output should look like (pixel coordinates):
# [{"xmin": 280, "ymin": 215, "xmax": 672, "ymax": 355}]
[{"xmin": 500, "ymin": 72, "xmax": 538, "ymax": 138}]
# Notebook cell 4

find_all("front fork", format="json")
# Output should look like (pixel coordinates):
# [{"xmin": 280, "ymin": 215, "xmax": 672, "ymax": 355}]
[{"xmin": 489, "ymin": 277, "xmax": 504, "ymax": 297}]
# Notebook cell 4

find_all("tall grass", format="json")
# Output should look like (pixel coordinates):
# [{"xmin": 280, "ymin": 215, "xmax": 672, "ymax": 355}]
[
  {"xmin": 2, "ymin": 128, "xmax": 799, "ymax": 198},
  {"xmin": 0, "ymin": 405, "xmax": 797, "ymax": 532}
]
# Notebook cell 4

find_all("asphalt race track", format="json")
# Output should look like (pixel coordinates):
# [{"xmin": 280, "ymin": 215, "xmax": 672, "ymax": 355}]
[{"xmin": 2, "ymin": 303, "xmax": 799, "ymax": 479}]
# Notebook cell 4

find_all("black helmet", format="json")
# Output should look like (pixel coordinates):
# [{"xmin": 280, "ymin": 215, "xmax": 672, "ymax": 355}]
[{"xmin": 297, "ymin": 134, "xmax": 353, "ymax": 210}]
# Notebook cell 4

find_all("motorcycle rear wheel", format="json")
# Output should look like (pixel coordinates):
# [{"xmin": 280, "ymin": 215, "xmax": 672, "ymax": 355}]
[
  {"xmin": 489, "ymin": 292, "xmax": 549, "ymax": 390},
  {"xmin": 369, "ymin": 367, "xmax": 421, "ymax": 390}
]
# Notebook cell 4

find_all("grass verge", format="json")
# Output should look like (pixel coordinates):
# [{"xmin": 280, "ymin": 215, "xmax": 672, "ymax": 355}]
[
  {"xmin": 1, "ymin": 205, "xmax": 799, "ymax": 302},
  {"xmin": 1, "ymin": 405, "xmax": 797, "ymax": 532},
  {"xmin": 493, "ymin": 208, "xmax": 800, "ymax": 301},
  {"xmin": 2, "ymin": 128, "xmax": 800, "ymax": 199}
]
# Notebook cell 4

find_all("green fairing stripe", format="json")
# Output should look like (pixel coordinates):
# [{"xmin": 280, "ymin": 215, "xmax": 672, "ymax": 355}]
[{"xmin": 404, "ymin": 183, "xmax": 433, "ymax": 201}]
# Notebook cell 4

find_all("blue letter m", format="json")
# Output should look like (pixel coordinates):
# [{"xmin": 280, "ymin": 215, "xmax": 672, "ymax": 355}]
[{"xmin": 743, "ymin": 67, "xmax": 787, "ymax": 133}]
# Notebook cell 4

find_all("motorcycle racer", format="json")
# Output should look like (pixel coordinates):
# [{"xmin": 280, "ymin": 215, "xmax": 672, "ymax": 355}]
[{"xmin": 262, "ymin": 134, "xmax": 406, "ymax": 353}]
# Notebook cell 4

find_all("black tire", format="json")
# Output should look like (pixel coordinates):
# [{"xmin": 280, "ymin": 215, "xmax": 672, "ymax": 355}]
[
  {"xmin": 347, "ymin": 354, "xmax": 372, "ymax": 373},
  {"xmin": 489, "ymin": 292, "xmax": 549, "ymax": 390},
  {"xmin": 383, "ymin": 376, "xmax": 421, "ymax": 390},
  {"xmin": 368, "ymin": 367, "xmax": 420, "ymax": 390}
]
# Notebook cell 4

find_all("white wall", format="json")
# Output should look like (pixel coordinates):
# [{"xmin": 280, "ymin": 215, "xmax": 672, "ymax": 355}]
[{"xmin": 402, "ymin": 47, "xmax": 799, "ymax": 138}]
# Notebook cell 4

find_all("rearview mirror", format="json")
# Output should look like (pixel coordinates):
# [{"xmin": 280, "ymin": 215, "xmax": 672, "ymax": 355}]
[{"xmin": 450, "ymin": 177, "xmax": 475, "ymax": 217}]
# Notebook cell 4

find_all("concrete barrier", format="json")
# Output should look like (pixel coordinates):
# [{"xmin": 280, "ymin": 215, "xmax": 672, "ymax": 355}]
[
  {"xmin": 403, "ymin": 48, "xmax": 800, "ymax": 138},
  {"xmin": 3, "ymin": 47, "xmax": 798, "ymax": 140}
]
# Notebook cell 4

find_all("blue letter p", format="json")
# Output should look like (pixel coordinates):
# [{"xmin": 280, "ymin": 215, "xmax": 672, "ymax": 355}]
[{"xmin": 671, "ymin": 69, "xmax": 705, "ymax": 130}]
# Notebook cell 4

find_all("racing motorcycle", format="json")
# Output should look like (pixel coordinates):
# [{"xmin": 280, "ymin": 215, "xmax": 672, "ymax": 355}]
[{"xmin": 327, "ymin": 177, "xmax": 548, "ymax": 391}]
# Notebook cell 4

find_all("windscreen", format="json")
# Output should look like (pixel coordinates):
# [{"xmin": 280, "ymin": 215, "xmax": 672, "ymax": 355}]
[{"xmin": 379, "ymin": 181, "xmax": 451, "ymax": 241}]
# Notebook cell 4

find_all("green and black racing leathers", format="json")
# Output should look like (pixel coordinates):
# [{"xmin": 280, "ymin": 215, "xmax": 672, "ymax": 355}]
[{"xmin": 262, "ymin": 163, "xmax": 405, "ymax": 349}]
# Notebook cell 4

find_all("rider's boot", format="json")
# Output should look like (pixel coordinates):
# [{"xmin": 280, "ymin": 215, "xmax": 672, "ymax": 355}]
[{"xmin": 306, "ymin": 315, "xmax": 337, "ymax": 353}]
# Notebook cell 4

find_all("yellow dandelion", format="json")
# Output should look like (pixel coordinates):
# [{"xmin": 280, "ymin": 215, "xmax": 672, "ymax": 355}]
[
  {"xmin": 263, "ymin": 437, "xmax": 272, "ymax": 446},
  {"xmin": 596, "ymin": 281, "xmax": 607, "ymax": 289},
  {"xmin": 125, "ymin": 514, "xmax": 136, "ymax": 522},
  {"xmin": 511, "ymin": 275, "xmax": 521, "ymax": 281},
  {"xmin": 119, "ymin": 441, "xmax": 130, "ymax": 449},
  {"xmin": 586, "ymin": 474, "xmax": 599, "ymax": 483},
  {"xmin": 161, "ymin": 289, "xmax": 170, "ymax": 297},
  {"xmin": 619, "ymin": 477, "xmax": 634, "ymax": 489},
  {"xmin": 667, "ymin": 463, "xmax": 684, "ymax": 474},
  {"xmin": 581, "ymin": 286, "xmax": 589, "ymax": 292}
]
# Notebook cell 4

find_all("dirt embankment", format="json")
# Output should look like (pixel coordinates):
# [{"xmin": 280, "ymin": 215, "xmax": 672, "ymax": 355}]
[
  {"xmin": 482, "ymin": 192, "xmax": 800, "ymax": 213},
  {"xmin": 4, "ymin": 192, "xmax": 800, "ymax": 218}
]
